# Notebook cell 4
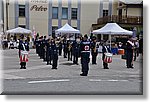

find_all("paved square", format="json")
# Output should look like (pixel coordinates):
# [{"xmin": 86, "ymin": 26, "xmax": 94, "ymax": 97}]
[{"xmin": 1, "ymin": 49, "xmax": 143, "ymax": 95}]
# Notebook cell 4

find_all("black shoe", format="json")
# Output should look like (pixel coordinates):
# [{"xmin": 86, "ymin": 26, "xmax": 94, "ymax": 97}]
[
  {"xmin": 127, "ymin": 66, "xmax": 134, "ymax": 68},
  {"xmin": 52, "ymin": 67, "xmax": 57, "ymax": 69},
  {"xmin": 20, "ymin": 67, "xmax": 23, "ymax": 69},
  {"xmin": 73, "ymin": 62, "xmax": 78, "ymax": 65},
  {"xmin": 104, "ymin": 67, "xmax": 109, "ymax": 69},
  {"xmin": 21, "ymin": 67, "xmax": 26, "ymax": 69},
  {"xmin": 127, "ymin": 65, "xmax": 130, "ymax": 68},
  {"xmin": 80, "ymin": 73, "xmax": 87, "ymax": 76},
  {"xmin": 129, "ymin": 66, "xmax": 134, "ymax": 68}
]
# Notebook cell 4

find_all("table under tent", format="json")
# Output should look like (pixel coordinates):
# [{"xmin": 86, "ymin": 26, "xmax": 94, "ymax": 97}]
[
  {"xmin": 92, "ymin": 23, "xmax": 133, "ymax": 55},
  {"xmin": 6, "ymin": 27, "xmax": 32, "ymax": 48}
]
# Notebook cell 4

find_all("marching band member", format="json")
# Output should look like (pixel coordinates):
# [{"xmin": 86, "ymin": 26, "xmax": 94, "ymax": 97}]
[
  {"xmin": 80, "ymin": 35, "xmax": 91, "ymax": 76},
  {"xmin": 72, "ymin": 37, "xmax": 80, "ymax": 65},
  {"xmin": 43, "ymin": 36, "xmax": 47, "ymax": 61},
  {"xmin": 51, "ymin": 38, "xmax": 58, "ymax": 69},
  {"xmin": 102, "ymin": 41, "xmax": 111, "ymax": 69},
  {"xmin": 126, "ymin": 37, "xmax": 134, "ymax": 68},
  {"xmin": 18, "ymin": 35, "xmax": 29, "ymax": 69},
  {"xmin": 63, "ymin": 37, "xmax": 67, "ymax": 58},
  {"xmin": 67, "ymin": 40, "xmax": 72, "ymax": 61},
  {"xmin": 46, "ymin": 37, "xmax": 52, "ymax": 65},
  {"xmin": 91, "ymin": 36, "xmax": 98, "ymax": 65},
  {"xmin": 58, "ymin": 38, "xmax": 63, "ymax": 56}
]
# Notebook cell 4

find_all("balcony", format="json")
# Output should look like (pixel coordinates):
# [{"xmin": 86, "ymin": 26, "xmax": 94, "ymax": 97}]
[{"xmin": 97, "ymin": 15, "xmax": 143, "ymax": 25}]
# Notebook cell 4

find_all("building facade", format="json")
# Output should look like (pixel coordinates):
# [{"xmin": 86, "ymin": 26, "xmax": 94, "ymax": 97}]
[
  {"xmin": 92, "ymin": 0, "xmax": 143, "ymax": 40},
  {"xmin": 2, "ymin": 0, "xmax": 143, "ymax": 38},
  {"xmin": 3, "ymin": 0, "xmax": 117, "ymax": 37}
]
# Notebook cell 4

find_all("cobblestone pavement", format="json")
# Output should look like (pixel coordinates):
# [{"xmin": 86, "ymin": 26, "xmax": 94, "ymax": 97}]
[{"xmin": 1, "ymin": 49, "xmax": 143, "ymax": 95}]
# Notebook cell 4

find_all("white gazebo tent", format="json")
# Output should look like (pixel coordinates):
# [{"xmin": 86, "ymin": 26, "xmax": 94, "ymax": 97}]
[
  {"xmin": 92, "ymin": 23, "xmax": 133, "ymax": 48},
  {"xmin": 6, "ymin": 27, "xmax": 32, "ymax": 34},
  {"xmin": 6, "ymin": 27, "xmax": 32, "ymax": 48},
  {"xmin": 55, "ymin": 23, "xmax": 80, "ymax": 37}
]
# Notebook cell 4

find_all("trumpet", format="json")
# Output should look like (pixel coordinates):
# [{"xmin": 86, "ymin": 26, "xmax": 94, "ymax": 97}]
[
  {"xmin": 94, "ymin": 47, "xmax": 96, "ymax": 53},
  {"xmin": 68, "ymin": 44, "xmax": 72, "ymax": 51}
]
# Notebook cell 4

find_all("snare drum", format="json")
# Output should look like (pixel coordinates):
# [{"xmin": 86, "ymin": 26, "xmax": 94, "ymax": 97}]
[{"xmin": 104, "ymin": 53, "xmax": 112, "ymax": 63}]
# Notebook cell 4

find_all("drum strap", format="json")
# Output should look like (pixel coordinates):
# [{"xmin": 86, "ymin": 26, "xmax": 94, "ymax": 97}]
[
  {"xmin": 104, "ymin": 46, "xmax": 108, "ymax": 53},
  {"xmin": 22, "ymin": 43, "xmax": 26, "ymax": 51},
  {"xmin": 127, "ymin": 40, "xmax": 134, "ymax": 46}
]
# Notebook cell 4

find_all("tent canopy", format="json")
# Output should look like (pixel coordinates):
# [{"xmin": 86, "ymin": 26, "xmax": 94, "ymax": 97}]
[
  {"xmin": 92, "ymin": 23, "xmax": 133, "ymax": 35},
  {"xmin": 6, "ymin": 27, "xmax": 32, "ymax": 34},
  {"xmin": 55, "ymin": 23, "xmax": 80, "ymax": 35}
]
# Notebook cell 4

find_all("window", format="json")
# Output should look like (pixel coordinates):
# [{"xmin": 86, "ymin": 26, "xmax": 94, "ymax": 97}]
[
  {"xmin": 19, "ymin": 5, "xmax": 25, "ymax": 17},
  {"xmin": 73, "ymin": 27, "xmax": 77, "ymax": 29},
  {"xmin": 52, "ymin": 26, "xmax": 58, "ymax": 37},
  {"xmin": 62, "ymin": 8, "xmax": 68, "ymax": 19},
  {"xmin": 71, "ymin": 8, "xmax": 77, "ymax": 19},
  {"xmin": 52, "ymin": 7, "xmax": 58, "ymax": 19},
  {"xmin": 103, "ymin": 10, "xmax": 108, "ymax": 17},
  {"xmin": 19, "ymin": 25, "xmax": 26, "ymax": 28}
]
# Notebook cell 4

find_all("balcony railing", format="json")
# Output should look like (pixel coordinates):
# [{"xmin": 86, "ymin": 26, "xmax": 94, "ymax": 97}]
[{"xmin": 97, "ymin": 15, "xmax": 143, "ymax": 25}]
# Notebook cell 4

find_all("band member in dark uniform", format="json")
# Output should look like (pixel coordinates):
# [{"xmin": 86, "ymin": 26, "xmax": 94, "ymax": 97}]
[
  {"xmin": 46, "ymin": 38, "xmax": 52, "ymax": 65},
  {"xmin": 58, "ymin": 39, "xmax": 63, "ymax": 56},
  {"xmin": 39, "ymin": 36, "xmax": 43, "ymax": 59},
  {"xmin": 51, "ymin": 38, "xmax": 58, "ymax": 69},
  {"xmin": 67, "ymin": 40, "xmax": 72, "ymax": 61},
  {"xmin": 19, "ymin": 36, "xmax": 29, "ymax": 69},
  {"xmin": 126, "ymin": 38, "xmax": 134, "ymax": 68},
  {"xmin": 43, "ymin": 36, "xmax": 47, "ymax": 61},
  {"xmin": 18, "ymin": 35, "xmax": 24, "ymax": 58},
  {"xmin": 91, "ymin": 36, "xmax": 98, "ymax": 64},
  {"xmin": 80, "ymin": 35, "xmax": 91, "ymax": 76},
  {"xmin": 72, "ymin": 37, "xmax": 80, "ymax": 65},
  {"xmin": 35, "ymin": 36, "xmax": 39, "ymax": 55},
  {"xmin": 102, "ymin": 41, "xmax": 111, "ymax": 69},
  {"xmin": 139, "ymin": 36, "xmax": 143, "ymax": 55},
  {"xmin": 63, "ymin": 37, "xmax": 68, "ymax": 58}
]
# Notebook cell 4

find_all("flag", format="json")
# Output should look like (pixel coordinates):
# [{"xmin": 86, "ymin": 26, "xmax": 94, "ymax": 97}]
[{"xmin": 32, "ymin": 26, "xmax": 36, "ymax": 39}]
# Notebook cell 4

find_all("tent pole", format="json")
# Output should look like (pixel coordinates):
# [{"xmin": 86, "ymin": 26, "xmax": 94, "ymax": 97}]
[
  {"xmin": 101, "ymin": 34, "xmax": 103, "ymax": 40},
  {"xmin": 110, "ymin": 35, "xmax": 111, "ymax": 50},
  {"xmin": 109, "ymin": 34, "xmax": 111, "ymax": 49}
]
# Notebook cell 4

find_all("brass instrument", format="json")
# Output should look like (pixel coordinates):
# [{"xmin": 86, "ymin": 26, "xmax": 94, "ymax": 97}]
[
  {"xmin": 94, "ymin": 47, "xmax": 96, "ymax": 53},
  {"xmin": 68, "ymin": 43, "xmax": 72, "ymax": 51}
]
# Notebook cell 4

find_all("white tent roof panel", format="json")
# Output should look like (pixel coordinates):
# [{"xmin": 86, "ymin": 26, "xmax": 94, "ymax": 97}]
[
  {"xmin": 92, "ymin": 23, "xmax": 133, "ymax": 35},
  {"xmin": 6, "ymin": 27, "xmax": 32, "ymax": 34},
  {"xmin": 55, "ymin": 23, "xmax": 80, "ymax": 34}
]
